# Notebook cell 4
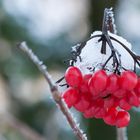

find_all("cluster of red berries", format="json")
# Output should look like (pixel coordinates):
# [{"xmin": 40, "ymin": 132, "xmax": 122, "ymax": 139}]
[{"xmin": 62, "ymin": 66, "xmax": 140, "ymax": 127}]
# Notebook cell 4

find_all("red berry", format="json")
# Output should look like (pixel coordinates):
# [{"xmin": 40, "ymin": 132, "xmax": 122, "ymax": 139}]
[
  {"xmin": 104, "ymin": 96, "xmax": 115, "ymax": 109},
  {"xmin": 62, "ymin": 87, "xmax": 80, "ymax": 108},
  {"xmin": 91, "ymin": 106, "xmax": 101, "ymax": 118},
  {"xmin": 100, "ymin": 90, "xmax": 108, "ymax": 97},
  {"xmin": 94, "ymin": 107, "xmax": 107, "ymax": 118},
  {"xmin": 65, "ymin": 66, "xmax": 83, "ymax": 87},
  {"xmin": 106, "ymin": 74, "xmax": 119, "ymax": 93},
  {"xmin": 83, "ymin": 104, "xmax": 96, "ymax": 118},
  {"xmin": 88, "ymin": 85, "xmax": 99, "ymax": 97},
  {"xmin": 113, "ymin": 89, "xmax": 126, "ymax": 98},
  {"xmin": 80, "ymin": 74, "xmax": 92, "ymax": 93},
  {"xmin": 96, "ymin": 98, "xmax": 104, "ymax": 107},
  {"xmin": 127, "ymin": 91, "xmax": 140, "ymax": 107},
  {"xmin": 119, "ymin": 71, "xmax": 138, "ymax": 90},
  {"xmin": 74, "ymin": 94, "xmax": 90, "ymax": 112},
  {"xmin": 83, "ymin": 100, "xmax": 105, "ymax": 119},
  {"xmin": 115, "ymin": 110, "xmax": 130, "ymax": 128},
  {"xmin": 103, "ymin": 107, "xmax": 118, "ymax": 126},
  {"xmin": 119, "ymin": 98, "xmax": 131, "ymax": 111},
  {"xmin": 88, "ymin": 70, "xmax": 108, "ymax": 95},
  {"xmin": 134, "ymin": 78, "xmax": 140, "ymax": 97}
]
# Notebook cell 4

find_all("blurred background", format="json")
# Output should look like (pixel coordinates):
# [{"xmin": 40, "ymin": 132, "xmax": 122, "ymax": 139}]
[{"xmin": 0, "ymin": 0, "xmax": 140, "ymax": 140}]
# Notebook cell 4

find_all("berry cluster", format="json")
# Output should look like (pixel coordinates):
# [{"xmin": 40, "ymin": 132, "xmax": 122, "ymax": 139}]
[{"xmin": 62, "ymin": 66, "xmax": 140, "ymax": 127}]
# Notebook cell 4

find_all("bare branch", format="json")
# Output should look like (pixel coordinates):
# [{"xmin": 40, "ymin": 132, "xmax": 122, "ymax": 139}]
[{"xmin": 17, "ymin": 42, "xmax": 87, "ymax": 140}]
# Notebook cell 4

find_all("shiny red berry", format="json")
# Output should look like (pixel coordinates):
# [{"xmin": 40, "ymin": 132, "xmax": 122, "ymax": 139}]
[
  {"xmin": 115, "ymin": 110, "xmax": 130, "ymax": 128},
  {"xmin": 74, "ymin": 94, "xmax": 90, "ymax": 112},
  {"xmin": 100, "ymin": 90, "xmax": 108, "ymax": 97},
  {"xmin": 119, "ymin": 98, "xmax": 131, "ymax": 111},
  {"xmin": 94, "ymin": 107, "xmax": 107, "ymax": 118},
  {"xmin": 113, "ymin": 89, "xmax": 126, "ymax": 98},
  {"xmin": 119, "ymin": 71, "xmax": 138, "ymax": 90},
  {"xmin": 83, "ymin": 104, "xmax": 96, "ymax": 118},
  {"xmin": 65, "ymin": 66, "xmax": 83, "ymax": 87},
  {"xmin": 62, "ymin": 87, "xmax": 80, "ymax": 108},
  {"xmin": 106, "ymin": 74, "xmax": 119, "ymax": 93},
  {"xmin": 104, "ymin": 96, "xmax": 115, "ymax": 109},
  {"xmin": 127, "ymin": 91, "xmax": 140, "ymax": 107},
  {"xmin": 80, "ymin": 74, "xmax": 92, "ymax": 93},
  {"xmin": 134, "ymin": 78, "xmax": 140, "ymax": 97},
  {"xmin": 103, "ymin": 107, "xmax": 118, "ymax": 126},
  {"xmin": 88, "ymin": 70, "xmax": 108, "ymax": 95}
]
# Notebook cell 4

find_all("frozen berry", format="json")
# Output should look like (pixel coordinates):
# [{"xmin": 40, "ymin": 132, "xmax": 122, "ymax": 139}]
[
  {"xmin": 104, "ymin": 96, "xmax": 115, "ymax": 109},
  {"xmin": 106, "ymin": 73, "xmax": 119, "ymax": 93},
  {"xmin": 134, "ymin": 78, "xmax": 140, "ymax": 97},
  {"xmin": 113, "ymin": 89, "xmax": 126, "ymax": 98},
  {"xmin": 74, "ymin": 94, "xmax": 90, "ymax": 112},
  {"xmin": 115, "ymin": 110, "xmax": 130, "ymax": 128},
  {"xmin": 103, "ymin": 107, "xmax": 118, "ymax": 126},
  {"xmin": 94, "ymin": 107, "xmax": 107, "ymax": 118},
  {"xmin": 119, "ymin": 98, "xmax": 131, "ymax": 111},
  {"xmin": 80, "ymin": 74, "xmax": 92, "ymax": 93},
  {"xmin": 88, "ymin": 70, "xmax": 108, "ymax": 95},
  {"xmin": 62, "ymin": 87, "xmax": 80, "ymax": 108},
  {"xmin": 65, "ymin": 66, "xmax": 83, "ymax": 87},
  {"xmin": 119, "ymin": 71, "xmax": 138, "ymax": 90},
  {"xmin": 83, "ymin": 104, "xmax": 96, "ymax": 118},
  {"xmin": 127, "ymin": 91, "xmax": 139, "ymax": 107}
]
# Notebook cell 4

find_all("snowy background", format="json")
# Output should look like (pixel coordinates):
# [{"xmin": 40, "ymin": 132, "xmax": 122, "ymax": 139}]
[{"xmin": 0, "ymin": 0, "xmax": 140, "ymax": 140}]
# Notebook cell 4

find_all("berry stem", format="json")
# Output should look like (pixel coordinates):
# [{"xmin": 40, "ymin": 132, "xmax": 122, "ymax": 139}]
[
  {"xmin": 110, "ymin": 36, "xmax": 140, "ymax": 67},
  {"xmin": 56, "ymin": 76, "xmax": 65, "ymax": 83},
  {"xmin": 117, "ymin": 127, "xmax": 128, "ymax": 140},
  {"xmin": 70, "ymin": 34, "xmax": 101, "ymax": 65},
  {"xmin": 17, "ymin": 42, "xmax": 87, "ymax": 140},
  {"xmin": 102, "ymin": 54, "xmax": 113, "ymax": 68},
  {"xmin": 74, "ymin": 8, "xmax": 140, "ymax": 73}
]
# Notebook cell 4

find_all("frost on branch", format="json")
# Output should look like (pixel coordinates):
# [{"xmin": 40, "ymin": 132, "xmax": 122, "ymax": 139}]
[{"xmin": 18, "ymin": 42, "xmax": 87, "ymax": 140}]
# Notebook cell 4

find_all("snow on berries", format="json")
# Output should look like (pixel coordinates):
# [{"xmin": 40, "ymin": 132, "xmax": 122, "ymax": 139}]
[
  {"xmin": 59, "ymin": 8, "xmax": 140, "ymax": 128},
  {"xmin": 62, "ymin": 67, "xmax": 138, "ymax": 127}
]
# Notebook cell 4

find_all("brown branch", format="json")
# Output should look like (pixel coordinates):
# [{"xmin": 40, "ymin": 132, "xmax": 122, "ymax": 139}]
[{"xmin": 17, "ymin": 42, "xmax": 87, "ymax": 140}]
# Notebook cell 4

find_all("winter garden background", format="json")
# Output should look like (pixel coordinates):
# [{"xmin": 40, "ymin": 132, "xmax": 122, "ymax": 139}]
[{"xmin": 0, "ymin": 0, "xmax": 140, "ymax": 140}]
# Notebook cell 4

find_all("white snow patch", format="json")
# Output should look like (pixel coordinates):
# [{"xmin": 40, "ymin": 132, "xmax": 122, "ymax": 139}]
[{"xmin": 74, "ymin": 31, "xmax": 134, "ymax": 74}]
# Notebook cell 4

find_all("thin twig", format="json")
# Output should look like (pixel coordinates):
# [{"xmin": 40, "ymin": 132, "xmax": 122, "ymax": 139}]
[
  {"xmin": 102, "ymin": 54, "xmax": 113, "ymax": 69},
  {"xmin": 110, "ymin": 36, "xmax": 140, "ymax": 67},
  {"xmin": 117, "ymin": 128, "xmax": 128, "ymax": 140},
  {"xmin": 17, "ymin": 42, "xmax": 87, "ymax": 140}
]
